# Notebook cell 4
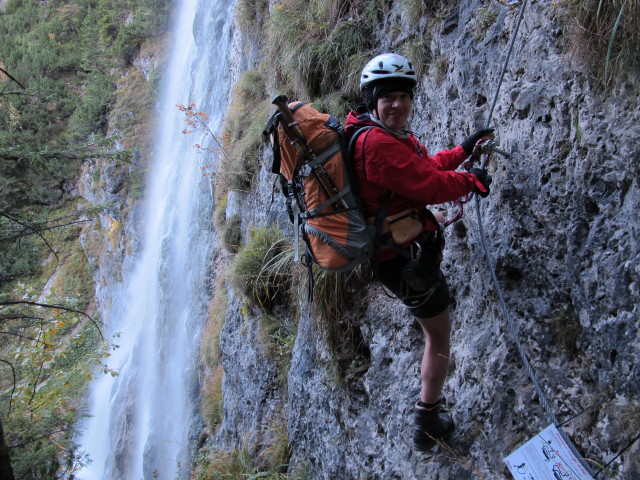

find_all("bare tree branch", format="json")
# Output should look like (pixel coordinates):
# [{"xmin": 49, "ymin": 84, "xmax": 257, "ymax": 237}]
[
  {"xmin": 0, "ymin": 212, "xmax": 59, "ymax": 261},
  {"xmin": 0, "ymin": 360, "xmax": 17, "ymax": 415},
  {"xmin": 0, "ymin": 330, "xmax": 42, "ymax": 343},
  {"xmin": 0, "ymin": 301, "xmax": 104, "ymax": 339},
  {"xmin": 0, "ymin": 216, "xmax": 90, "ymax": 243},
  {"xmin": 28, "ymin": 360, "xmax": 44, "ymax": 406},
  {"xmin": 0, "ymin": 67, "xmax": 26, "ymax": 90},
  {"xmin": 8, "ymin": 427, "xmax": 70, "ymax": 450}
]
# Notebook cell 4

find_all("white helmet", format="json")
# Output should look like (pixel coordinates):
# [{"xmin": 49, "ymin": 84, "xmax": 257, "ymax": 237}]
[{"xmin": 360, "ymin": 53, "xmax": 417, "ymax": 90}]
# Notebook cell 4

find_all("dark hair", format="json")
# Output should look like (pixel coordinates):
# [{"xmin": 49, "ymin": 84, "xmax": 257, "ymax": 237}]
[{"xmin": 361, "ymin": 78, "xmax": 415, "ymax": 111}]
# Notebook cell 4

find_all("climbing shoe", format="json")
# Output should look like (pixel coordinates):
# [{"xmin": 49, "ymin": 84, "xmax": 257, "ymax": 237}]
[{"xmin": 413, "ymin": 399, "xmax": 455, "ymax": 451}]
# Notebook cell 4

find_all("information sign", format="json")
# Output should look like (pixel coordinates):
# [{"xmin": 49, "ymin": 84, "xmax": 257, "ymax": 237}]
[{"xmin": 504, "ymin": 424, "xmax": 594, "ymax": 480}]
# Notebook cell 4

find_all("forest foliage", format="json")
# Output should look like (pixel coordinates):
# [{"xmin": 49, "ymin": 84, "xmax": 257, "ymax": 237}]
[{"xmin": 0, "ymin": 0, "xmax": 170, "ymax": 478}]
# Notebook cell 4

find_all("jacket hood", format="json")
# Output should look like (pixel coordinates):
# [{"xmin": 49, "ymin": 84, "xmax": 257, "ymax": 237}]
[
  {"xmin": 346, "ymin": 110, "xmax": 412, "ymax": 139},
  {"xmin": 346, "ymin": 110, "xmax": 376, "ymax": 128}
]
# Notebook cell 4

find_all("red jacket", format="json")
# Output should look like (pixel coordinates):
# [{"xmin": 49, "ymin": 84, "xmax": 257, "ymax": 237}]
[{"xmin": 345, "ymin": 111, "xmax": 486, "ymax": 259}]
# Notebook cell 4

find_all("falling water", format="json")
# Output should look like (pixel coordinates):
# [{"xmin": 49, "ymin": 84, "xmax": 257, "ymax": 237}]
[{"xmin": 77, "ymin": 0, "xmax": 235, "ymax": 478}]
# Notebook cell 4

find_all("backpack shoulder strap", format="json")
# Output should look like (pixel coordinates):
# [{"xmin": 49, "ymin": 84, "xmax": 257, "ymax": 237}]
[
  {"xmin": 347, "ymin": 125, "xmax": 377, "ymax": 158},
  {"xmin": 346, "ymin": 125, "xmax": 401, "ymax": 259},
  {"xmin": 348, "ymin": 125, "xmax": 415, "ymax": 263}
]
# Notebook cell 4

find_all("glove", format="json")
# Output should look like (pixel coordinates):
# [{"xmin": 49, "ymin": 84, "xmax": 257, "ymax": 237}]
[
  {"xmin": 469, "ymin": 168, "xmax": 492, "ymax": 198},
  {"xmin": 461, "ymin": 127, "xmax": 495, "ymax": 155}
]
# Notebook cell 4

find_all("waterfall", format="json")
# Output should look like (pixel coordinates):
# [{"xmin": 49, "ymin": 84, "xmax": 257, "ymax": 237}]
[{"xmin": 76, "ymin": 0, "xmax": 235, "ymax": 478}]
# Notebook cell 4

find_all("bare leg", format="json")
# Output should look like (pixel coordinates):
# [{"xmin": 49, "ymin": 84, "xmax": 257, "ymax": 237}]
[{"xmin": 415, "ymin": 307, "xmax": 451, "ymax": 404}]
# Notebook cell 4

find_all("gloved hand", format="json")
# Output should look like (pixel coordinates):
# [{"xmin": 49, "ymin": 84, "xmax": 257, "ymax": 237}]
[
  {"xmin": 461, "ymin": 127, "xmax": 495, "ymax": 155},
  {"xmin": 469, "ymin": 168, "xmax": 492, "ymax": 198}
]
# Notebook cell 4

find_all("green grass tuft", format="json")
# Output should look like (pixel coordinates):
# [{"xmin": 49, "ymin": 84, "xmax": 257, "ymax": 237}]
[{"xmin": 229, "ymin": 225, "xmax": 294, "ymax": 311}]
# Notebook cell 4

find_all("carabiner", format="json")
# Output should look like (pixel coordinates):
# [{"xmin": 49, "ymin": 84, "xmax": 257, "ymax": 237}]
[{"xmin": 410, "ymin": 241, "xmax": 422, "ymax": 262}]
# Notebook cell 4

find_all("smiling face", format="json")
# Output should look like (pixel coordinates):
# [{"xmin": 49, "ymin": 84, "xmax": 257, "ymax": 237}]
[{"xmin": 374, "ymin": 91, "xmax": 412, "ymax": 130}]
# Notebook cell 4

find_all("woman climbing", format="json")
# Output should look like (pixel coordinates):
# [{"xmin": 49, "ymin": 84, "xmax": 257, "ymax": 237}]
[{"xmin": 346, "ymin": 52, "xmax": 494, "ymax": 451}]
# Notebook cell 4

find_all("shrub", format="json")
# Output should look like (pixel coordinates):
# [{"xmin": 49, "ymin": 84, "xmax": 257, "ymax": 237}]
[
  {"xmin": 401, "ymin": 37, "xmax": 432, "ymax": 78},
  {"xmin": 474, "ymin": 2, "xmax": 499, "ymax": 41},
  {"xmin": 432, "ymin": 56, "xmax": 450, "ymax": 85},
  {"xmin": 68, "ymin": 72, "xmax": 116, "ymax": 139},
  {"xmin": 229, "ymin": 225, "xmax": 293, "ymax": 311},
  {"xmin": 312, "ymin": 265, "xmax": 373, "ymax": 382},
  {"xmin": 214, "ymin": 193, "xmax": 229, "ymax": 231},
  {"xmin": 201, "ymin": 275, "xmax": 228, "ymax": 369},
  {"xmin": 263, "ymin": 1, "xmax": 376, "ymax": 100},
  {"xmin": 194, "ymin": 445, "xmax": 254, "ymax": 480},
  {"xmin": 0, "ymin": 235, "xmax": 40, "ymax": 286},
  {"xmin": 257, "ymin": 413, "xmax": 292, "ymax": 473},
  {"xmin": 235, "ymin": 0, "xmax": 270, "ymax": 38},
  {"xmin": 621, "ymin": 403, "xmax": 640, "ymax": 439},
  {"xmin": 314, "ymin": 20, "xmax": 368, "ymax": 96},
  {"xmin": 547, "ymin": 302, "xmax": 582, "ymax": 355},
  {"xmin": 310, "ymin": 91, "xmax": 350, "ymax": 120},
  {"xmin": 193, "ymin": 414, "xmax": 296, "ymax": 480},
  {"xmin": 195, "ymin": 445, "xmax": 290, "ymax": 480}
]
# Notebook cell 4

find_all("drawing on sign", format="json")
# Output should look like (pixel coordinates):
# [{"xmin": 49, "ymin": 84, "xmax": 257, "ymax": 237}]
[
  {"xmin": 504, "ymin": 424, "xmax": 594, "ymax": 480},
  {"xmin": 542, "ymin": 442, "xmax": 556, "ymax": 461},
  {"xmin": 512, "ymin": 462, "xmax": 535, "ymax": 480},
  {"xmin": 553, "ymin": 463, "xmax": 575, "ymax": 480}
]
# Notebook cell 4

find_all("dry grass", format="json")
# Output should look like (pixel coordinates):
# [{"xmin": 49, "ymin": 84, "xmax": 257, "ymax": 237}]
[
  {"xmin": 219, "ymin": 70, "xmax": 270, "ymax": 197},
  {"xmin": 194, "ymin": 414, "xmax": 297, "ymax": 480},
  {"xmin": 564, "ymin": 0, "xmax": 640, "ymax": 84},
  {"xmin": 201, "ymin": 364, "xmax": 224, "ymax": 429},
  {"xmin": 200, "ymin": 273, "xmax": 228, "ymax": 368}
]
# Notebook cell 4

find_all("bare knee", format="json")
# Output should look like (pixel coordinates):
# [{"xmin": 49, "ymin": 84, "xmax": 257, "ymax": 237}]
[{"xmin": 416, "ymin": 308, "xmax": 451, "ymax": 340}]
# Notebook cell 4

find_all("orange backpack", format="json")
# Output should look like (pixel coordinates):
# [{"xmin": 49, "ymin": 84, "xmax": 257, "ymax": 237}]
[{"xmin": 263, "ymin": 96, "xmax": 381, "ymax": 273}]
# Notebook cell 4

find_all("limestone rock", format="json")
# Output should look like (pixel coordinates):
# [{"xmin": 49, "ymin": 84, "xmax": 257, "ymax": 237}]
[{"xmin": 215, "ymin": 1, "xmax": 639, "ymax": 478}]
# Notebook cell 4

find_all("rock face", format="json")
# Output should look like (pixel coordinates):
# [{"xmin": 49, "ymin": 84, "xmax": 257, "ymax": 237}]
[
  {"xmin": 215, "ymin": 1, "xmax": 639, "ymax": 479},
  {"xmin": 78, "ymin": 53, "xmax": 161, "ymax": 341}
]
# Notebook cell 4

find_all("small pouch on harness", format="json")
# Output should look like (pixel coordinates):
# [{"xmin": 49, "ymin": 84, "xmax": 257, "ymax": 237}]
[{"xmin": 368, "ymin": 209, "xmax": 423, "ymax": 246}]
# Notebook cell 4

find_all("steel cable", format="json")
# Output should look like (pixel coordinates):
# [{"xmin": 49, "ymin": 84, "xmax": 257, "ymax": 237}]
[{"xmin": 474, "ymin": 0, "xmax": 597, "ymax": 476}]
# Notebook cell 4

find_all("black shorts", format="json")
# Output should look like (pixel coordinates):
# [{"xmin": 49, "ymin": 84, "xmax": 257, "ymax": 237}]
[{"xmin": 375, "ymin": 234, "xmax": 450, "ymax": 318}]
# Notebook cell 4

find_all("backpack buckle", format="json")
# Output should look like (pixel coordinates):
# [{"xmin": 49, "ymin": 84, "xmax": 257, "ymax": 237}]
[{"xmin": 300, "ymin": 164, "xmax": 312, "ymax": 177}]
